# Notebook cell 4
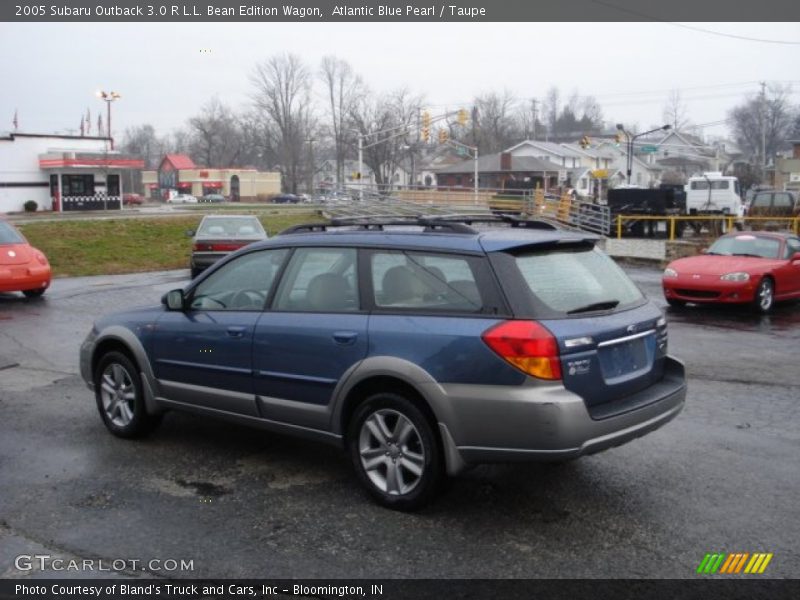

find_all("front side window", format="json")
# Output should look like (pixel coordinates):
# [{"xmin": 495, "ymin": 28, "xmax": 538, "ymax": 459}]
[
  {"xmin": 190, "ymin": 248, "xmax": 289, "ymax": 311},
  {"xmin": 371, "ymin": 251, "xmax": 483, "ymax": 312},
  {"xmin": 784, "ymin": 238, "xmax": 800, "ymax": 259},
  {"xmin": 514, "ymin": 247, "xmax": 644, "ymax": 315},
  {"xmin": 273, "ymin": 247, "xmax": 358, "ymax": 312}
]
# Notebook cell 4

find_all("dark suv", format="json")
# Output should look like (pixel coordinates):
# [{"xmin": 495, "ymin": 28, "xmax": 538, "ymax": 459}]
[{"xmin": 80, "ymin": 217, "xmax": 686, "ymax": 510}]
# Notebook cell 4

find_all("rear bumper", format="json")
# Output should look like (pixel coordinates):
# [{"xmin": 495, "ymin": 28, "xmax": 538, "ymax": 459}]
[
  {"xmin": 431, "ymin": 356, "xmax": 686, "ymax": 471},
  {"xmin": 191, "ymin": 252, "xmax": 228, "ymax": 269},
  {"xmin": 0, "ymin": 267, "xmax": 51, "ymax": 292}
]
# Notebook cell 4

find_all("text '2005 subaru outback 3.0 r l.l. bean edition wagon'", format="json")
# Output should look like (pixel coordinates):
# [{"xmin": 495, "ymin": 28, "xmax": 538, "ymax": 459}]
[{"xmin": 80, "ymin": 216, "xmax": 687, "ymax": 510}]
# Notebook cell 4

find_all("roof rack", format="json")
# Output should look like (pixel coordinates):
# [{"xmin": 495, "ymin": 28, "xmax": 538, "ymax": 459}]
[{"xmin": 278, "ymin": 214, "xmax": 560, "ymax": 236}]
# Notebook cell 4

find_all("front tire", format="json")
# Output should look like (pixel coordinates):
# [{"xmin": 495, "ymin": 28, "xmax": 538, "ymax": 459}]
[
  {"xmin": 22, "ymin": 288, "xmax": 46, "ymax": 298},
  {"xmin": 752, "ymin": 278, "xmax": 774, "ymax": 314},
  {"xmin": 94, "ymin": 351, "xmax": 161, "ymax": 438},
  {"xmin": 347, "ymin": 392, "xmax": 444, "ymax": 511}
]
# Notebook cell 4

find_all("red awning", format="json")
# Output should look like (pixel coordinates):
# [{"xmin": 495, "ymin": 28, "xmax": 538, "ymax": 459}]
[
  {"xmin": 177, "ymin": 182, "xmax": 192, "ymax": 187},
  {"xmin": 202, "ymin": 181, "xmax": 223, "ymax": 188}
]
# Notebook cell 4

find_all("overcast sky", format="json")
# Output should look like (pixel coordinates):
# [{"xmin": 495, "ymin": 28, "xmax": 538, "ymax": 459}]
[{"xmin": 1, "ymin": 22, "xmax": 799, "ymax": 143}]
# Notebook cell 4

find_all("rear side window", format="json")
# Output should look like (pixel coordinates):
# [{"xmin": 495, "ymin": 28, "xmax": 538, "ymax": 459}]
[
  {"xmin": 273, "ymin": 247, "xmax": 358, "ymax": 312},
  {"xmin": 371, "ymin": 251, "xmax": 483, "ymax": 312},
  {"xmin": 513, "ymin": 247, "xmax": 644, "ymax": 315},
  {"xmin": 773, "ymin": 193, "xmax": 793, "ymax": 208}
]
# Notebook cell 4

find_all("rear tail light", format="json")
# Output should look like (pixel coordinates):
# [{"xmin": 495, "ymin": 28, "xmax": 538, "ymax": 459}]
[
  {"xmin": 34, "ymin": 251, "xmax": 49, "ymax": 266},
  {"xmin": 481, "ymin": 320, "xmax": 562, "ymax": 380}
]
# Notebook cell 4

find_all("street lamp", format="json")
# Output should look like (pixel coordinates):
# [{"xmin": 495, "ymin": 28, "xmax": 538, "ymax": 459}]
[
  {"xmin": 96, "ymin": 90, "xmax": 121, "ymax": 149},
  {"xmin": 616, "ymin": 123, "xmax": 671, "ymax": 184}
]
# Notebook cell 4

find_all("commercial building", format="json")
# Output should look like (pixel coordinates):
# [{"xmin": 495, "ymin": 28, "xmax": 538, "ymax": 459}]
[
  {"xmin": 0, "ymin": 133, "xmax": 143, "ymax": 213},
  {"xmin": 141, "ymin": 154, "xmax": 281, "ymax": 200}
]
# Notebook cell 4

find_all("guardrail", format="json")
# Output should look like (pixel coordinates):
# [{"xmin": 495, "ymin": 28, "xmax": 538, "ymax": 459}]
[{"xmin": 615, "ymin": 215, "xmax": 800, "ymax": 240}]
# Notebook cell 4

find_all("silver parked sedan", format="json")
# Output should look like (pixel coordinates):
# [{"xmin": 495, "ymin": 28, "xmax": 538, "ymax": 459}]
[{"xmin": 189, "ymin": 215, "xmax": 268, "ymax": 278}]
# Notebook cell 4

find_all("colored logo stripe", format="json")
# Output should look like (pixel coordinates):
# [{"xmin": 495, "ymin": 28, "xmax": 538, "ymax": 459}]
[{"xmin": 697, "ymin": 552, "xmax": 772, "ymax": 574}]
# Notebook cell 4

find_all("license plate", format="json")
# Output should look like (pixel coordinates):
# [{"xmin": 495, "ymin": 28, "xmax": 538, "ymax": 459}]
[{"xmin": 600, "ymin": 336, "xmax": 649, "ymax": 379}]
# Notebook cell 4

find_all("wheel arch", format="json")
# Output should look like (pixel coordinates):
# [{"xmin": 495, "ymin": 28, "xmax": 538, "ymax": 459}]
[{"xmin": 92, "ymin": 327, "xmax": 161, "ymax": 414}]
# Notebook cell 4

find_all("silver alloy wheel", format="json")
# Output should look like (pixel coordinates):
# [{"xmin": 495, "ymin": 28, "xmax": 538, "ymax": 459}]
[
  {"xmin": 758, "ymin": 279, "xmax": 773, "ymax": 312},
  {"xmin": 358, "ymin": 409, "xmax": 425, "ymax": 496},
  {"xmin": 100, "ymin": 363, "xmax": 136, "ymax": 427}
]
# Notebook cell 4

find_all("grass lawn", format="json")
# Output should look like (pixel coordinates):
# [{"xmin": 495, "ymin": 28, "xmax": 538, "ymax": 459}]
[{"xmin": 19, "ymin": 212, "xmax": 323, "ymax": 278}]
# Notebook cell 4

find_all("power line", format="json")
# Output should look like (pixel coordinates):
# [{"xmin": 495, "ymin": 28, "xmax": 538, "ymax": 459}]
[{"xmin": 587, "ymin": 0, "xmax": 800, "ymax": 45}]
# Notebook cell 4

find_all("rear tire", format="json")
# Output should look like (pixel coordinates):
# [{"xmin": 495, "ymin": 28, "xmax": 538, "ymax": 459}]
[
  {"xmin": 347, "ymin": 392, "xmax": 444, "ymax": 511},
  {"xmin": 752, "ymin": 278, "xmax": 774, "ymax": 314},
  {"xmin": 94, "ymin": 351, "xmax": 162, "ymax": 439},
  {"xmin": 22, "ymin": 288, "xmax": 46, "ymax": 298}
]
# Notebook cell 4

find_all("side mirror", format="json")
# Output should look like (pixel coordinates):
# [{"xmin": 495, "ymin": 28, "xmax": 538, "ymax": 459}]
[
  {"xmin": 185, "ymin": 229, "xmax": 195, "ymax": 237},
  {"xmin": 162, "ymin": 289, "xmax": 186, "ymax": 311}
]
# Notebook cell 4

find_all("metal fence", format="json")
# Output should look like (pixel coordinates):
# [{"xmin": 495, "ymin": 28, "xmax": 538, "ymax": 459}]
[{"xmin": 615, "ymin": 215, "xmax": 800, "ymax": 240}]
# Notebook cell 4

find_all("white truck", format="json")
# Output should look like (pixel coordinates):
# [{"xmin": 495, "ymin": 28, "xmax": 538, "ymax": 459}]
[{"xmin": 685, "ymin": 172, "xmax": 744, "ymax": 216}]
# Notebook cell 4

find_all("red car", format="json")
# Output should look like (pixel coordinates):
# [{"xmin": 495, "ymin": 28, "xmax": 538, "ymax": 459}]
[
  {"xmin": 662, "ymin": 231, "xmax": 800, "ymax": 313},
  {"xmin": 123, "ymin": 193, "xmax": 145, "ymax": 206},
  {"xmin": 0, "ymin": 219, "xmax": 51, "ymax": 298}
]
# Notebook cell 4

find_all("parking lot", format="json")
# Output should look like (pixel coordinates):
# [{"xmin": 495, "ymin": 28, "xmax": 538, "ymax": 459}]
[{"xmin": 0, "ymin": 266, "xmax": 798, "ymax": 579}]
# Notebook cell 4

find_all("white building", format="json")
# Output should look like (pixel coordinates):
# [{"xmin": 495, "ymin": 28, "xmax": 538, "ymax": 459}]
[{"xmin": 0, "ymin": 132, "xmax": 143, "ymax": 213}]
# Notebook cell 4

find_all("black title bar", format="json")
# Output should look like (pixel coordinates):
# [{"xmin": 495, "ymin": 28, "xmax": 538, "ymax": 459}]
[{"xmin": 4, "ymin": 0, "xmax": 800, "ymax": 22}]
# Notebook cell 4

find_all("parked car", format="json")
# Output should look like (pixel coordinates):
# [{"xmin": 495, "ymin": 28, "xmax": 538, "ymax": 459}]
[
  {"xmin": 188, "ymin": 214, "xmax": 268, "ymax": 278},
  {"xmin": 169, "ymin": 194, "xmax": 198, "ymax": 204},
  {"xmin": 122, "ymin": 193, "xmax": 145, "ymax": 206},
  {"xmin": 662, "ymin": 231, "xmax": 800, "ymax": 313},
  {"xmin": 200, "ymin": 194, "xmax": 226, "ymax": 203},
  {"xmin": 272, "ymin": 193, "xmax": 300, "ymax": 204},
  {"xmin": 80, "ymin": 216, "xmax": 686, "ymax": 510},
  {"xmin": 746, "ymin": 190, "xmax": 798, "ymax": 227},
  {"xmin": 0, "ymin": 219, "xmax": 51, "ymax": 298}
]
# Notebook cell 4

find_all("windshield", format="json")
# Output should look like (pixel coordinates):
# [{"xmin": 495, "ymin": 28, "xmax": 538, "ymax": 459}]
[
  {"xmin": 514, "ymin": 247, "xmax": 644, "ymax": 315},
  {"xmin": 0, "ymin": 222, "xmax": 26, "ymax": 244},
  {"xmin": 197, "ymin": 217, "xmax": 266, "ymax": 238},
  {"xmin": 708, "ymin": 235, "xmax": 781, "ymax": 259}
]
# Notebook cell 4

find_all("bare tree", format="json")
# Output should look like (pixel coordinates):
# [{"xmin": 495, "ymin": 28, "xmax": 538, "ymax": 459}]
[
  {"xmin": 729, "ymin": 84, "xmax": 795, "ymax": 164},
  {"xmin": 662, "ymin": 90, "xmax": 690, "ymax": 131},
  {"xmin": 187, "ymin": 98, "xmax": 245, "ymax": 168},
  {"xmin": 250, "ymin": 53, "xmax": 314, "ymax": 193},
  {"xmin": 350, "ymin": 87, "xmax": 423, "ymax": 188},
  {"xmin": 472, "ymin": 90, "xmax": 517, "ymax": 153},
  {"xmin": 320, "ymin": 56, "xmax": 364, "ymax": 186}
]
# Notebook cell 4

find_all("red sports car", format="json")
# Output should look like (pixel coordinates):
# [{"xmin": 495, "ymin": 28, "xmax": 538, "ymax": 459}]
[
  {"xmin": 662, "ymin": 231, "xmax": 800, "ymax": 313},
  {"xmin": 0, "ymin": 219, "xmax": 51, "ymax": 298}
]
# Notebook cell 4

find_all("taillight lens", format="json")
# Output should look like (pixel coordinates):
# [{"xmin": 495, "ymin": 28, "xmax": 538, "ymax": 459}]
[
  {"xmin": 34, "ymin": 250, "xmax": 49, "ymax": 266},
  {"xmin": 481, "ymin": 320, "xmax": 562, "ymax": 380}
]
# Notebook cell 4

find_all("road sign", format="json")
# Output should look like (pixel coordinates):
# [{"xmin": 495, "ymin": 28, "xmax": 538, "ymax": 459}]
[
  {"xmin": 640, "ymin": 145, "xmax": 658, "ymax": 153},
  {"xmin": 591, "ymin": 169, "xmax": 608, "ymax": 178}
]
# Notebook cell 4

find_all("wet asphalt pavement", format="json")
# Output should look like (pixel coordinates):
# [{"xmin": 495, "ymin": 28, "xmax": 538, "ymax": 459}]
[{"xmin": 0, "ymin": 266, "xmax": 798, "ymax": 579}]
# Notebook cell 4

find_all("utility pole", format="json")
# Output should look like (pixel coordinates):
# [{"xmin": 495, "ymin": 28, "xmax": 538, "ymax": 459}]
[
  {"xmin": 531, "ymin": 98, "xmax": 538, "ymax": 140},
  {"xmin": 760, "ymin": 81, "xmax": 767, "ymax": 170}
]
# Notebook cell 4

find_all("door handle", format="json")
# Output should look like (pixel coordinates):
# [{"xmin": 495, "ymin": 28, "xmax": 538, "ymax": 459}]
[
  {"xmin": 332, "ymin": 331, "xmax": 358, "ymax": 345},
  {"xmin": 226, "ymin": 326, "xmax": 246, "ymax": 338}
]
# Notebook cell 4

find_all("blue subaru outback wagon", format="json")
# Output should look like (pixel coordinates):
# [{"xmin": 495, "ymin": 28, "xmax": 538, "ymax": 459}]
[{"xmin": 80, "ymin": 216, "xmax": 686, "ymax": 510}]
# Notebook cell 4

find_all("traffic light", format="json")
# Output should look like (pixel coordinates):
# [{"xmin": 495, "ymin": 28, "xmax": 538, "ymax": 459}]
[
  {"xmin": 614, "ymin": 132, "xmax": 623, "ymax": 146},
  {"xmin": 579, "ymin": 135, "xmax": 591, "ymax": 149},
  {"xmin": 438, "ymin": 128, "xmax": 449, "ymax": 144},
  {"xmin": 421, "ymin": 110, "xmax": 431, "ymax": 143},
  {"xmin": 457, "ymin": 108, "xmax": 468, "ymax": 126}
]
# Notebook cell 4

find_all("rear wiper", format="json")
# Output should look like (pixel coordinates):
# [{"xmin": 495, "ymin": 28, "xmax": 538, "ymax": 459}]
[{"xmin": 567, "ymin": 300, "xmax": 620, "ymax": 314}]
